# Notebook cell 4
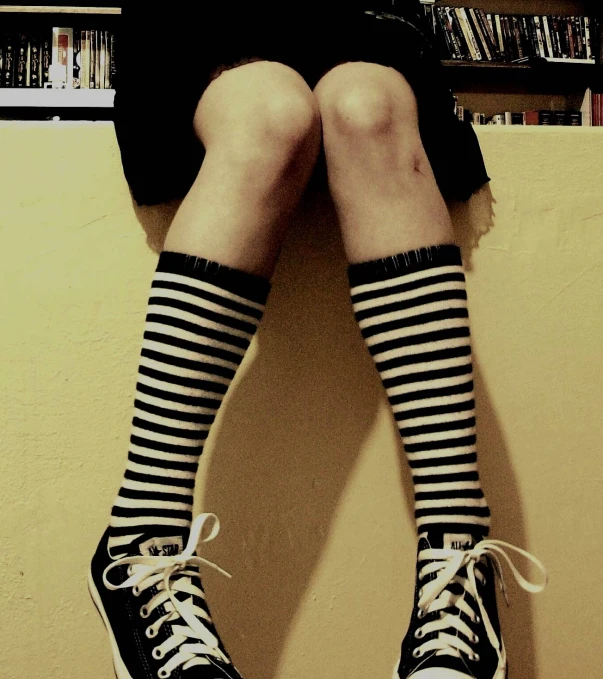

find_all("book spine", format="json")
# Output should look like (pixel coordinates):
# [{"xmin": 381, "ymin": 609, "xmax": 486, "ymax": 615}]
[
  {"xmin": 448, "ymin": 9, "xmax": 470, "ymax": 61},
  {"xmin": 95, "ymin": 29, "xmax": 101, "ymax": 88},
  {"xmin": 110, "ymin": 32, "xmax": 116, "ymax": 88},
  {"xmin": 574, "ymin": 17, "xmax": 583, "ymax": 58},
  {"xmin": 520, "ymin": 17, "xmax": 533, "ymax": 58},
  {"xmin": 435, "ymin": 8, "xmax": 455, "ymax": 59},
  {"xmin": 494, "ymin": 15, "xmax": 505, "ymax": 59},
  {"xmin": 471, "ymin": 9, "xmax": 492, "ymax": 60},
  {"xmin": 16, "ymin": 34, "xmax": 27, "ymax": 87},
  {"xmin": 83, "ymin": 30, "xmax": 90, "ymax": 89},
  {"xmin": 41, "ymin": 36, "xmax": 50, "ymax": 85},
  {"xmin": 512, "ymin": 16, "xmax": 524, "ymax": 59},
  {"xmin": 104, "ymin": 30, "xmax": 110, "ymax": 88},
  {"xmin": 543, "ymin": 16, "xmax": 555, "ymax": 58},
  {"xmin": 526, "ymin": 16, "xmax": 539, "ymax": 58},
  {"xmin": 99, "ymin": 30, "xmax": 106, "ymax": 88},
  {"xmin": 29, "ymin": 34, "xmax": 41, "ymax": 87},
  {"xmin": 585, "ymin": 17, "xmax": 592, "ymax": 61},
  {"xmin": 479, "ymin": 9, "xmax": 500, "ymax": 60},
  {"xmin": 73, "ymin": 31, "xmax": 81, "ymax": 88},
  {"xmin": 533, "ymin": 16, "xmax": 545, "ymax": 57},
  {"xmin": 3, "ymin": 35, "xmax": 15, "ymax": 87},
  {"xmin": 460, "ymin": 8, "xmax": 481, "ymax": 60},
  {"xmin": 567, "ymin": 17, "xmax": 575, "ymax": 59},
  {"xmin": 90, "ymin": 29, "xmax": 96, "ymax": 89}
]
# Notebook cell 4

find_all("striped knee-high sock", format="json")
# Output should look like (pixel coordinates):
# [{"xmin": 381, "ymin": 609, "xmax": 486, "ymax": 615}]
[
  {"xmin": 107, "ymin": 251, "xmax": 271, "ymax": 555},
  {"xmin": 348, "ymin": 244, "xmax": 490, "ymax": 537}
]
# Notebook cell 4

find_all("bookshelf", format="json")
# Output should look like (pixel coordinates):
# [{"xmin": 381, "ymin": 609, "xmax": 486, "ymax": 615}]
[
  {"xmin": 429, "ymin": 0, "xmax": 603, "ymax": 120},
  {"xmin": 1, "ymin": 2, "xmax": 602, "ymax": 122}
]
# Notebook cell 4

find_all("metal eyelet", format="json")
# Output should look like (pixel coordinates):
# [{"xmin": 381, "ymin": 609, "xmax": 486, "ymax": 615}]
[
  {"xmin": 473, "ymin": 634, "xmax": 479, "ymax": 643},
  {"xmin": 417, "ymin": 608, "xmax": 426, "ymax": 619},
  {"xmin": 140, "ymin": 605, "xmax": 150, "ymax": 619},
  {"xmin": 132, "ymin": 585, "xmax": 140, "ymax": 597},
  {"xmin": 475, "ymin": 615, "xmax": 481, "ymax": 624},
  {"xmin": 470, "ymin": 652, "xmax": 480, "ymax": 662},
  {"xmin": 412, "ymin": 648, "xmax": 424, "ymax": 659},
  {"xmin": 127, "ymin": 566, "xmax": 133, "ymax": 576},
  {"xmin": 414, "ymin": 628, "xmax": 425, "ymax": 639},
  {"xmin": 152, "ymin": 647, "xmax": 164, "ymax": 660},
  {"xmin": 146, "ymin": 626, "xmax": 157, "ymax": 639},
  {"xmin": 418, "ymin": 588, "xmax": 424, "ymax": 598},
  {"xmin": 157, "ymin": 669, "xmax": 171, "ymax": 678}
]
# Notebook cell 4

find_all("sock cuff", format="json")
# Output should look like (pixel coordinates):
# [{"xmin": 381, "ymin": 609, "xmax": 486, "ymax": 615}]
[
  {"xmin": 157, "ymin": 251, "xmax": 271, "ymax": 305},
  {"xmin": 347, "ymin": 244, "xmax": 462, "ymax": 287}
]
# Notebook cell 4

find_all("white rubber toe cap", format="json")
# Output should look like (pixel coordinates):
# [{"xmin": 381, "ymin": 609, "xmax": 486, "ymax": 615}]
[{"xmin": 411, "ymin": 670, "xmax": 470, "ymax": 679}]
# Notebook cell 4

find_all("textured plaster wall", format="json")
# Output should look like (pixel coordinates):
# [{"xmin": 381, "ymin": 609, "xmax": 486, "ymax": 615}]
[{"xmin": 1, "ymin": 122, "xmax": 602, "ymax": 679}]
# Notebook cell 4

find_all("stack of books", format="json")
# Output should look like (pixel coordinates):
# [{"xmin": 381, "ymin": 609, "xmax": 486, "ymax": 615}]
[
  {"xmin": 1, "ymin": 28, "xmax": 116, "ymax": 89},
  {"xmin": 423, "ymin": 6, "xmax": 595, "ymax": 63},
  {"xmin": 454, "ymin": 99, "xmax": 584, "ymax": 126}
]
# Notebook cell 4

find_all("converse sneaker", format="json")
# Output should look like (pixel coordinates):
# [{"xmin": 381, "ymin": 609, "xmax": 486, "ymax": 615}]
[
  {"xmin": 89, "ymin": 512, "xmax": 244, "ymax": 678},
  {"xmin": 393, "ymin": 531, "xmax": 548, "ymax": 679}
]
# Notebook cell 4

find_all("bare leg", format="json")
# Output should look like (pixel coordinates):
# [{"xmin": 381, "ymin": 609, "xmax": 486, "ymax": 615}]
[
  {"xmin": 164, "ymin": 59, "xmax": 322, "ymax": 277},
  {"xmin": 314, "ymin": 61, "xmax": 453, "ymax": 263}
]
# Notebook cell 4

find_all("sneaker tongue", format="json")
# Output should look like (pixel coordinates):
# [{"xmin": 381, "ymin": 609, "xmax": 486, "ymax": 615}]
[
  {"xmin": 418, "ymin": 530, "xmax": 478, "ymax": 551},
  {"xmin": 137, "ymin": 534, "xmax": 186, "ymax": 557}
]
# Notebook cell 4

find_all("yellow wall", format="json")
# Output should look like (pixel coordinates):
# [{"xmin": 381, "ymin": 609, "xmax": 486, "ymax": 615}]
[{"xmin": 1, "ymin": 122, "xmax": 602, "ymax": 679}]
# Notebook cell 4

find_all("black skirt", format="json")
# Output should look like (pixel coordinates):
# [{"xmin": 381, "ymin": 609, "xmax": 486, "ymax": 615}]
[{"xmin": 114, "ymin": 1, "xmax": 491, "ymax": 207}]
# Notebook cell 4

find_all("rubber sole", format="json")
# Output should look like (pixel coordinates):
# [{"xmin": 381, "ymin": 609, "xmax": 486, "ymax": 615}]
[
  {"xmin": 391, "ymin": 654, "xmax": 507, "ymax": 679},
  {"xmin": 88, "ymin": 566, "xmax": 134, "ymax": 679}
]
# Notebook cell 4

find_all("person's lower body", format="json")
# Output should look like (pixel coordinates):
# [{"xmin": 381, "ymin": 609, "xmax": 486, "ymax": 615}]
[{"xmin": 90, "ymin": 2, "xmax": 545, "ymax": 678}]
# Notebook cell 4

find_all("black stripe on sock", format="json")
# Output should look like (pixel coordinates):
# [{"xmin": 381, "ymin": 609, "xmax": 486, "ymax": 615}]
[
  {"xmin": 415, "ymin": 489, "xmax": 484, "ymax": 501},
  {"xmin": 368, "ymin": 327, "xmax": 470, "ymax": 357},
  {"xmin": 415, "ymin": 506, "xmax": 491, "ymax": 518},
  {"xmin": 144, "ymin": 331, "xmax": 243, "ymax": 366},
  {"xmin": 152, "ymin": 278, "xmax": 265, "ymax": 321},
  {"xmin": 360, "ymin": 308, "xmax": 469, "ymax": 340},
  {"xmin": 388, "ymin": 380, "xmax": 474, "ymax": 407},
  {"xmin": 111, "ymin": 506, "xmax": 192, "ymax": 520},
  {"xmin": 128, "ymin": 451, "xmax": 199, "ymax": 472},
  {"xmin": 141, "ymin": 348, "xmax": 237, "ymax": 381},
  {"xmin": 409, "ymin": 452, "xmax": 478, "ymax": 469},
  {"xmin": 376, "ymin": 345, "xmax": 471, "ymax": 373},
  {"xmin": 353, "ymin": 289, "xmax": 467, "ymax": 322},
  {"xmin": 157, "ymin": 251, "xmax": 271, "ymax": 304},
  {"xmin": 138, "ymin": 364, "xmax": 228, "ymax": 395},
  {"xmin": 405, "ymin": 435, "xmax": 476, "ymax": 454},
  {"xmin": 395, "ymin": 399, "xmax": 475, "ymax": 422},
  {"xmin": 118, "ymin": 487, "xmax": 194, "ymax": 504},
  {"xmin": 413, "ymin": 471, "xmax": 479, "ymax": 484},
  {"xmin": 136, "ymin": 381, "xmax": 222, "ymax": 410},
  {"xmin": 383, "ymin": 363, "xmax": 472, "ymax": 390},
  {"xmin": 351, "ymin": 272, "xmax": 465, "ymax": 305},
  {"xmin": 134, "ymin": 399, "xmax": 214, "ymax": 426},
  {"xmin": 347, "ymin": 245, "xmax": 462, "ymax": 287},
  {"xmin": 124, "ymin": 469, "xmax": 195, "ymax": 488},
  {"xmin": 401, "ymin": 417, "xmax": 476, "ymax": 438},
  {"xmin": 130, "ymin": 434, "xmax": 206, "ymax": 456}
]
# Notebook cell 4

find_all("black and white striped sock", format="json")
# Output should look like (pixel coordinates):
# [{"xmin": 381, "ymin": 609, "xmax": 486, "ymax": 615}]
[
  {"xmin": 107, "ymin": 251, "xmax": 271, "ymax": 555},
  {"xmin": 348, "ymin": 244, "xmax": 490, "ymax": 537}
]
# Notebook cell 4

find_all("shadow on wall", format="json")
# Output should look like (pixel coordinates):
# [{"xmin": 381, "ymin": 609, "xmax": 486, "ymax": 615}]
[{"xmin": 129, "ymin": 180, "xmax": 537, "ymax": 679}]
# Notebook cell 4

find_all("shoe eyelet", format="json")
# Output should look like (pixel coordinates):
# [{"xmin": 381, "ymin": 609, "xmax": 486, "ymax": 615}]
[
  {"xmin": 140, "ymin": 605, "xmax": 150, "ymax": 619},
  {"xmin": 157, "ymin": 670, "xmax": 171, "ymax": 678},
  {"xmin": 414, "ymin": 629, "xmax": 425, "ymax": 639},
  {"xmin": 473, "ymin": 634, "xmax": 479, "ymax": 643},
  {"xmin": 475, "ymin": 615, "xmax": 481, "ymax": 624},
  {"xmin": 132, "ymin": 585, "xmax": 140, "ymax": 597},
  {"xmin": 127, "ymin": 565, "xmax": 133, "ymax": 576},
  {"xmin": 470, "ymin": 652, "xmax": 480, "ymax": 662},
  {"xmin": 417, "ymin": 608, "xmax": 426, "ymax": 620},
  {"xmin": 418, "ymin": 588, "xmax": 424, "ymax": 598},
  {"xmin": 412, "ymin": 648, "xmax": 424, "ymax": 659},
  {"xmin": 146, "ymin": 626, "xmax": 157, "ymax": 639},
  {"xmin": 152, "ymin": 647, "xmax": 164, "ymax": 660}
]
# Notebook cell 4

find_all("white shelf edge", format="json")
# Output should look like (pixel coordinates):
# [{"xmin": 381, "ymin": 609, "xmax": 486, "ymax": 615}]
[
  {"xmin": 0, "ymin": 88, "xmax": 115, "ymax": 107},
  {"xmin": 0, "ymin": 5, "xmax": 121, "ymax": 14},
  {"xmin": 543, "ymin": 57, "xmax": 596, "ymax": 64}
]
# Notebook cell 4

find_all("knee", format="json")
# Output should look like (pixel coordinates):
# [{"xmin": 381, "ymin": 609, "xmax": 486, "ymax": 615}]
[
  {"xmin": 315, "ymin": 64, "xmax": 418, "ymax": 138},
  {"xmin": 194, "ymin": 61, "xmax": 321, "ymax": 166}
]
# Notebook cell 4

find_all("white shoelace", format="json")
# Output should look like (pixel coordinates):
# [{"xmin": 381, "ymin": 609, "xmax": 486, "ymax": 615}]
[
  {"xmin": 103, "ymin": 513, "xmax": 235, "ymax": 679},
  {"xmin": 413, "ymin": 539, "xmax": 548, "ymax": 666}
]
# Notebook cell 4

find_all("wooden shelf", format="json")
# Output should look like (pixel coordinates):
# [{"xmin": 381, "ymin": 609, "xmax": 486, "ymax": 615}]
[
  {"xmin": 0, "ymin": 88, "xmax": 115, "ymax": 107},
  {"xmin": 0, "ymin": 5, "xmax": 120, "ymax": 14}
]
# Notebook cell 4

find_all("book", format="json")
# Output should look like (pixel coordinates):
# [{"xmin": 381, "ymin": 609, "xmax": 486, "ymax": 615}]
[
  {"xmin": 52, "ymin": 27, "xmax": 73, "ymax": 88},
  {"xmin": 73, "ymin": 31, "xmax": 81, "ymax": 88},
  {"xmin": 41, "ymin": 36, "xmax": 50, "ymax": 86},
  {"xmin": 81, "ymin": 30, "xmax": 90, "ymax": 89},
  {"xmin": 2, "ymin": 34, "xmax": 16, "ymax": 87},
  {"xmin": 468, "ymin": 9, "xmax": 490, "ymax": 61},
  {"xmin": 99, "ymin": 30, "xmax": 106, "ymax": 89},
  {"xmin": 109, "ymin": 32, "xmax": 116, "ymax": 88},
  {"xmin": 104, "ymin": 30, "xmax": 111, "ymax": 88},
  {"xmin": 90, "ymin": 29, "xmax": 96, "ymax": 89},
  {"xmin": 16, "ymin": 34, "xmax": 27, "ymax": 87},
  {"xmin": 95, "ymin": 29, "xmax": 101, "ymax": 89},
  {"xmin": 29, "ymin": 34, "xmax": 41, "ymax": 87}
]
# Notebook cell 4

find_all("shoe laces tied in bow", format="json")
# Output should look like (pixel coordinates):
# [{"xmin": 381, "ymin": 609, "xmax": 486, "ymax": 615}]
[
  {"xmin": 103, "ymin": 513, "xmax": 235, "ymax": 678},
  {"xmin": 413, "ymin": 539, "xmax": 548, "ymax": 665}
]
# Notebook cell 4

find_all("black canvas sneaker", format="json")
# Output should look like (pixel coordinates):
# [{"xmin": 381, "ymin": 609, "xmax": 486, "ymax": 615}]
[
  {"xmin": 393, "ymin": 530, "xmax": 548, "ymax": 679},
  {"xmin": 89, "ymin": 513, "xmax": 244, "ymax": 679}
]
